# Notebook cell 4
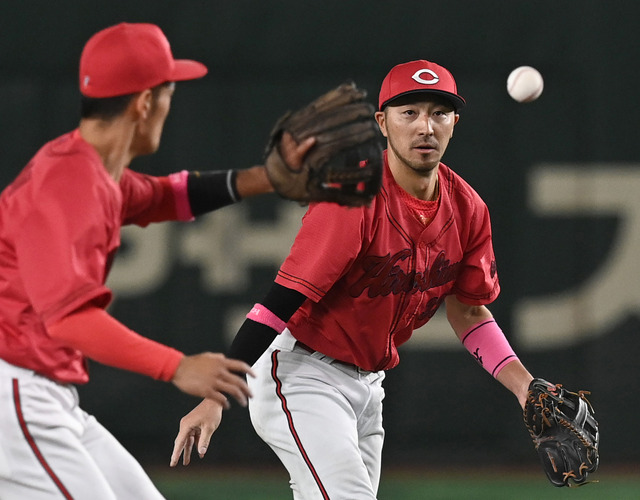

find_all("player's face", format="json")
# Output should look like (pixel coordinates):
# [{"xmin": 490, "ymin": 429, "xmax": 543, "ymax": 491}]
[
  {"xmin": 375, "ymin": 95, "xmax": 459, "ymax": 175},
  {"xmin": 131, "ymin": 82, "xmax": 175, "ymax": 156}
]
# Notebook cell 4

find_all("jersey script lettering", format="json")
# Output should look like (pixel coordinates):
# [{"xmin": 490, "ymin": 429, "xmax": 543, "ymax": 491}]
[{"xmin": 349, "ymin": 249, "xmax": 460, "ymax": 298}]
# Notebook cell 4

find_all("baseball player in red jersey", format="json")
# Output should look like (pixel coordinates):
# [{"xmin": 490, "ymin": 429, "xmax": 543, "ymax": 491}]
[
  {"xmin": 172, "ymin": 60, "xmax": 537, "ymax": 499},
  {"xmin": 0, "ymin": 23, "xmax": 312, "ymax": 499}
]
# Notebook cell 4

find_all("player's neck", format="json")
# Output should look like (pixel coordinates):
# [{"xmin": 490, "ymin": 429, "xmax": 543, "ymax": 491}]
[
  {"xmin": 389, "ymin": 159, "xmax": 439, "ymax": 201},
  {"xmin": 79, "ymin": 118, "xmax": 135, "ymax": 182}
]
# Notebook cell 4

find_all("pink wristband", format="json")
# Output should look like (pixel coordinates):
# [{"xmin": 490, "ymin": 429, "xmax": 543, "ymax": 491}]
[
  {"xmin": 461, "ymin": 319, "xmax": 518, "ymax": 378},
  {"xmin": 168, "ymin": 170, "xmax": 194, "ymax": 221},
  {"xmin": 246, "ymin": 303, "xmax": 287, "ymax": 334}
]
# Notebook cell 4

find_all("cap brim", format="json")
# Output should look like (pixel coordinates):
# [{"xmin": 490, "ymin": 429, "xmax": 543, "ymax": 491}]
[
  {"xmin": 171, "ymin": 59, "xmax": 208, "ymax": 82},
  {"xmin": 382, "ymin": 89, "xmax": 466, "ymax": 111}
]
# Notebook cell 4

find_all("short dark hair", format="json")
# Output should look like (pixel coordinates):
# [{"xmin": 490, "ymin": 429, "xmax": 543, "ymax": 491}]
[
  {"xmin": 80, "ymin": 82, "xmax": 172, "ymax": 120},
  {"xmin": 80, "ymin": 93, "xmax": 134, "ymax": 120}
]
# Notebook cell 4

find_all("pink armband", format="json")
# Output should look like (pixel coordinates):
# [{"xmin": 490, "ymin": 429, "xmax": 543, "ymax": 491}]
[
  {"xmin": 246, "ymin": 303, "xmax": 287, "ymax": 334},
  {"xmin": 461, "ymin": 319, "xmax": 518, "ymax": 378},
  {"xmin": 168, "ymin": 170, "xmax": 194, "ymax": 221}
]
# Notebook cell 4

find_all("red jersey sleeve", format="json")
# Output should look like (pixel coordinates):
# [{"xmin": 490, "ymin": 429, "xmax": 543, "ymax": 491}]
[
  {"xmin": 48, "ymin": 307, "xmax": 183, "ymax": 381},
  {"xmin": 452, "ymin": 196, "xmax": 500, "ymax": 305},
  {"xmin": 276, "ymin": 202, "xmax": 366, "ymax": 302},
  {"xmin": 119, "ymin": 168, "xmax": 191, "ymax": 226}
]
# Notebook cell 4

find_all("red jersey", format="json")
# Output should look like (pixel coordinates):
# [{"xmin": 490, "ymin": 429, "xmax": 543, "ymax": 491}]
[
  {"xmin": 0, "ymin": 130, "xmax": 188, "ymax": 383},
  {"xmin": 276, "ymin": 153, "xmax": 500, "ymax": 372}
]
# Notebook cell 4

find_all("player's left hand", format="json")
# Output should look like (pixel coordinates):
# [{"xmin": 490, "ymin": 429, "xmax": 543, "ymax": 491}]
[
  {"xmin": 523, "ymin": 378, "xmax": 599, "ymax": 487},
  {"xmin": 235, "ymin": 135, "xmax": 315, "ymax": 198},
  {"xmin": 279, "ymin": 131, "xmax": 316, "ymax": 170},
  {"xmin": 264, "ymin": 82, "xmax": 383, "ymax": 207},
  {"xmin": 170, "ymin": 398, "xmax": 223, "ymax": 467}
]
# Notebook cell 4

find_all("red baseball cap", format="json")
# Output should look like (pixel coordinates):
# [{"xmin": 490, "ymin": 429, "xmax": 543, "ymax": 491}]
[
  {"xmin": 378, "ymin": 60, "xmax": 465, "ymax": 111},
  {"xmin": 79, "ymin": 22, "xmax": 208, "ymax": 98}
]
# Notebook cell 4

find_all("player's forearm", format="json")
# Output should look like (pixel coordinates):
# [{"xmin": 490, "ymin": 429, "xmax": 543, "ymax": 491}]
[
  {"xmin": 459, "ymin": 318, "xmax": 532, "ymax": 408},
  {"xmin": 186, "ymin": 170, "xmax": 240, "ymax": 216},
  {"xmin": 227, "ymin": 282, "xmax": 306, "ymax": 365},
  {"xmin": 495, "ymin": 360, "xmax": 533, "ymax": 409},
  {"xmin": 185, "ymin": 166, "xmax": 273, "ymax": 217},
  {"xmin": 234, "ymin": 166, "xmax": 274, "ymax": 198},
  {"xmin": 227, "ymin": 321, "xmax": 278, "ymax": 366},
  {"xmin": 446, "ymin": 296, "xmax": 530, "ymax": 398},
  {"xmin": 48, "ymin": 306, "xmax": 183, "ymax": 381}
]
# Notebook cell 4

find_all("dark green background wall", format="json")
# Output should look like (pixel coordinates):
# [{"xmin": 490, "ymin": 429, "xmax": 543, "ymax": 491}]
[{"xmin": 2, "ymin": 1, "xmax": 638, "ymax": 471}]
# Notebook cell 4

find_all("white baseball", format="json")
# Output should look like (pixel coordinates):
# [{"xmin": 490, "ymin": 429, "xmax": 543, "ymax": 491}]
[{"xmin": 507, "ymin": 66, "xmax": 544, "ymax": 103}]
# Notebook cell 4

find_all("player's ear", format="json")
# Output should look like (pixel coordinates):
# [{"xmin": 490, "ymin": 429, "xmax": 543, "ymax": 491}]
[
  {"xmin": 450, "ymin": 113, "xmax": 460, "ymax": 138},
  {"xmin": 130, "ymin": 89, "xmax": 153, "ymax": 120},
  {"xmin": 374, "ymin": 111, "xmax": 388, "ymax": 138}
]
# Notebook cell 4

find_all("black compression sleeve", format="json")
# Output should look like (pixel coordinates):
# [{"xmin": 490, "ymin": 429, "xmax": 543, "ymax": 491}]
[
  {"xmin": 227, "ymin": 283, "xmax": 307, "ymax": 366},
  {"xmin": 227, "ymin": 322, "xmax": 278, "ymax": 367},
  {"xmin": 261, "ymin": 282, "xmax": 307, "ymax": 320},
  {"xmin": 187, "ymin": 170, "xmax": 240, "ymax": 216}
]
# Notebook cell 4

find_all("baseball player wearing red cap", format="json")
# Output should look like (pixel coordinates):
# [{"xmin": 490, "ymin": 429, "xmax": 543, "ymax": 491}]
[
  {"xmin": 172, "ymin": 60, "xmax": 537, "ymax": 499},
  {"xmin": 0, "ymin": 22, "xmax": 312, "ymax": 499}
]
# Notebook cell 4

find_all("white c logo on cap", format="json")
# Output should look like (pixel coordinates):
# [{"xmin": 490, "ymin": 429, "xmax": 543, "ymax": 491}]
[{"xmin": 411, "ymin": 69, "xmax": 439, "ymax": 85}]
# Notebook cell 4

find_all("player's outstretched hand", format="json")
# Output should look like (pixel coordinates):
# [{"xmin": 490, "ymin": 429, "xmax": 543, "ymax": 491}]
[
  {"xmin": 278, "ymin": 132, "xmax": 316, "ymax": 171},
  {"xmin": 170, "ymin": 398, "xmax": 222, "ymax": 466},
  {"xmin": 233, "ymin": 135, "xmax": 315, "ymax": 199},
  {"xmin": 264, "ymin": 82, "xmax": 383, "ymax": 207},
  {"xmin": 171, "ymin": 352, "xmax": 254, "ymax": 408}
]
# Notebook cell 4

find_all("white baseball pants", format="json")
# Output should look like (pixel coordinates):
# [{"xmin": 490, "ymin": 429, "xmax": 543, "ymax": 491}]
[
  {"xmin": 0, "ymin": 359, "xmax": 164, "ymax": 500},
  {"xmin": 248, "ymin": 329, "xmax": 386, "ymax": 500}
]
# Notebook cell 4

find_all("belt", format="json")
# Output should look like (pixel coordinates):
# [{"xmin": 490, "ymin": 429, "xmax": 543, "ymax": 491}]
[
  {"xmin": 294, "ymin": 340, "xmax": 315, "ymax": 354},
  {"xmin": 294, "ymin": 341, "xmax": 370, "ymax": 373}
]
